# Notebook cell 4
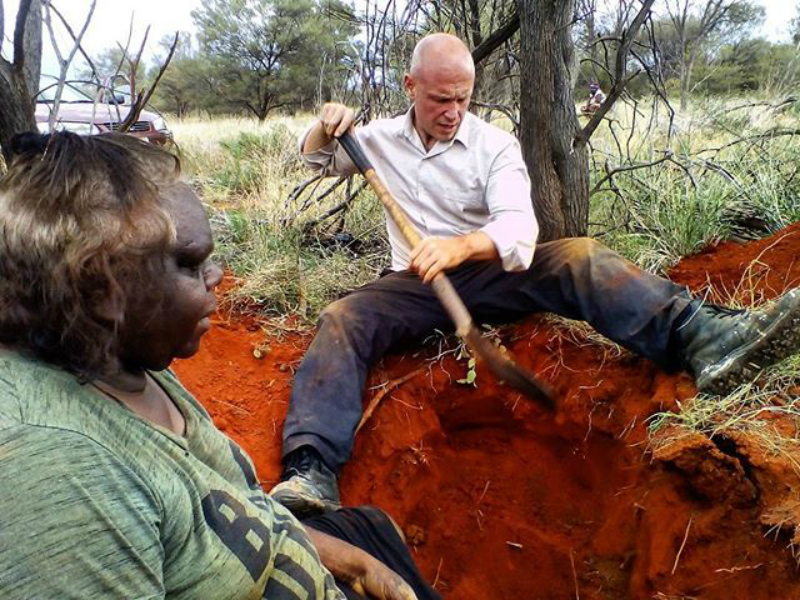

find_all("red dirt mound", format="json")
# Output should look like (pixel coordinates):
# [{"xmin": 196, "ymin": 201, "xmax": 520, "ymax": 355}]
[{"xmin": 174, "ymin": 223, "xmax": 800, "ymax": 599}]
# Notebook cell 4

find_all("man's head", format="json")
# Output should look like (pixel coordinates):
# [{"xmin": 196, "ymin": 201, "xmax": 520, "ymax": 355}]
[
  {"xmin": 589, "ymin": 82, "xmax": 600, "ymax": 93},
  {"xmin": 404, "ymin": 33, "xmax": 475, "ymax": 148}
]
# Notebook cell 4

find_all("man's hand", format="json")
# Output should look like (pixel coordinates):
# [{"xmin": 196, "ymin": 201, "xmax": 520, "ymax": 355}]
[
  {"xmin": 410, "ymin": 237, "xmax": 470, "ymax": 284},
  {"xmin": 347, "ymin": 560, "xmax": 418, "ymax": 600},
  {"xmin": 304, "ymin": 526, "xmax": 418, "ymax": 600},
  {"xmin": 410, "ymin": 231, "xmax": 499, "ymax": 284},
  {"xmin": 320, "ymin": 103, "xmax": 355, "ymax": 139},
  {"xmin": 303, "ymin": 103, "xmax": 355, "ymax": 154}
]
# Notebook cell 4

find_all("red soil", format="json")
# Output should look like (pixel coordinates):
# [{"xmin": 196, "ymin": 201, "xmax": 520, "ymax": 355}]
[{"xmin": 174, "ymin": 224, "xmax": 800, "ymax": 599}]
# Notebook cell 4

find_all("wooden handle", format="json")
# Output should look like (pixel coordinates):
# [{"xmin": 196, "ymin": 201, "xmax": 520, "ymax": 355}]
[
  {"xmin": 336, "ymin": 131, "xmax": 556, "ymax": 408},
  {"xmin": 338, "ymin": 131, "xmax": 471, "ymax": 332}
]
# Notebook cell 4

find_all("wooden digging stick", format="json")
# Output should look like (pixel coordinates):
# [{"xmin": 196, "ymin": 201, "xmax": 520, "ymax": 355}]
[{"xmin": 337, "ymin": 131, "xmax": 555, "ymax": 410}]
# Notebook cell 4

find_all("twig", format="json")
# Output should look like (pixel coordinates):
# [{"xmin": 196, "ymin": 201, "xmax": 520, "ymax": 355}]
[
  {"xmin": 570, "ymin": 549, "xmax": 580, "ymax": 600},
  {"xmin": 356, "ymin": 366, "xmax": 427, "ymax": 434},
  {"xmin": 672, "ymin": 516, "xmax": 693, "ymax": 574},
  {"xmin": 432, "ymin": 557, "xmax": 444, "ymax": 589}
]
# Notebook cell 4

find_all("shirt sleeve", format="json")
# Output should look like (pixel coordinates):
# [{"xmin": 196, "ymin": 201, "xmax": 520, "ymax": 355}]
[
  {"xmin": 0, "ymin": 425, "xmax": 165, "ymax": 599},
  {"xmin": 298, "ymin": 122, "xmax": 360, "ymax": 177},
  {"xmin": 479, "ymin": 139, "xmax": 538, "ymax": 271}
]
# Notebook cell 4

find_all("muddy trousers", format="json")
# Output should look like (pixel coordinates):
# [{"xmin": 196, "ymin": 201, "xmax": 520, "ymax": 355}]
[{"xmin": 282, "ymin": 237, "xmax": 693, "ymax": 473}]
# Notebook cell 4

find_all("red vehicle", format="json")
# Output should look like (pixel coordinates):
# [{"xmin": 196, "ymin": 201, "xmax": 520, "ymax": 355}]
[{"xmin": 35, "ymin": 76, "xmax": 172, "ymax": 145}]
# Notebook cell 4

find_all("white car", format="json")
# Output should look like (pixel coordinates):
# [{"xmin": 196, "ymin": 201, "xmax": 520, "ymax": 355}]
[{"xmin": 35, "ymin": 77, "xmax": 172, "ymax": 145}]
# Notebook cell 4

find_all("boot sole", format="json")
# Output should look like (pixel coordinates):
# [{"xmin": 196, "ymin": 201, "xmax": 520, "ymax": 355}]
[
  {"xmin": 697, "ymin": 291, "xmax": 800, "ymax": 396},
  {"xmin": 270, "ymin": 487, "xmax": 341, "ymax": 518}
]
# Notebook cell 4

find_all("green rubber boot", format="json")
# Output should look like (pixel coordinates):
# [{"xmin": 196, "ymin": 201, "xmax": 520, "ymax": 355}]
[{"xmin": 676, "ymin": 289, "xmax": 800, "ymax": 396}]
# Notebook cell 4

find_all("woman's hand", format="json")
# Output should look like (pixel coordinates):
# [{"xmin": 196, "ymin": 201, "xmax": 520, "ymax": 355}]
[{"xmin": 304, "ymin": 526, "xmax": 418, "ymax": 600}]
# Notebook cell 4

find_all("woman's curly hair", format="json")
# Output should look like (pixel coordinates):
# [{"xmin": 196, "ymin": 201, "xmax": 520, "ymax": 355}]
[{"xmin": 0, "ymin": 132, "xmax": 180, "ymax": 381}]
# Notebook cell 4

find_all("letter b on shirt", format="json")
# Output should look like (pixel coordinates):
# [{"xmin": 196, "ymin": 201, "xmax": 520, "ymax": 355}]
[{"xmin": 202, "ymin": 490, "xmax": 272, "ymax": 580}]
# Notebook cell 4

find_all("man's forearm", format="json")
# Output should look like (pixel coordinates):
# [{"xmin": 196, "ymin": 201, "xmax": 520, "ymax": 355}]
[
  {"xmin": 302, "ymin": 122, "xmax": 335, "ymax": 154},
  {"xmin": 461, "ymin": 231, "xmax": 500, "ymax": 262}
]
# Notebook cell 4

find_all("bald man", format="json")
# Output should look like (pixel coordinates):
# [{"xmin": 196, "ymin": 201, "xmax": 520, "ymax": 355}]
[{"xmin": 271, "ymin": 33, "xmax": 800, "ymax": 516}]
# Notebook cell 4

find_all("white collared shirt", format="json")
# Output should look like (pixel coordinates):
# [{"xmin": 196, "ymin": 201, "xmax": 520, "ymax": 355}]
[{"xmin": 300, "ymin": 109, "xmax": 538, "ymax": 272}]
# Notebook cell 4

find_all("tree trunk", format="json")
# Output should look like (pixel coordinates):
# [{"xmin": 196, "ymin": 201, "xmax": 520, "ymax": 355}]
[
  {"xmin": 0, "ymin": 0, "xmax": 42, "ymax": 163},
  {"xmin": 517, "ymin": 0, "xmax": 589, "ymax": 242}
]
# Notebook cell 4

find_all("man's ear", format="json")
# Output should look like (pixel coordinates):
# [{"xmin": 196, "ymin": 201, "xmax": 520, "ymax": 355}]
[{"xmin": 403, "ymin": 73, "xmax": 416, "ymax": 100}]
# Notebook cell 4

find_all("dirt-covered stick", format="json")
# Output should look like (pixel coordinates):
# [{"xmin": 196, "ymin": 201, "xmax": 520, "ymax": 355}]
[{"xmin": 338, "ymin": 131, "xmax": 555, "ymax": 409}]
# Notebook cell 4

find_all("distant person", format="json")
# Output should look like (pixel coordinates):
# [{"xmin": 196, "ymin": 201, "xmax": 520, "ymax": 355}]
[
  {"xmin": 270, "ymin": 32, "xmax": 800, "ymax": 518},
  {"xmin": 0, "ymin": 131, "xmax": 438, "ymax": 600},
  {"xmin": 581, "ymin": 82, "xmax": 606, "ymax": 114}
]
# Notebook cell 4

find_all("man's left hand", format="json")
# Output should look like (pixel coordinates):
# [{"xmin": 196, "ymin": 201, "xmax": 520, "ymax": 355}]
[
  {"xmin": 410, "ymin": 232, "xmax": 499, "ymax": 284},
  {"xmin": 409, "ymin": 237, "xmax": 470, "ymax": 284}
]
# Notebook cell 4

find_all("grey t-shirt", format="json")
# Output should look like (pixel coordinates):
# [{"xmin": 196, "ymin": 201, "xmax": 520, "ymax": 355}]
[{"xmin": 0, "ymin": 350, "xmax": 345, "ymax": 600}]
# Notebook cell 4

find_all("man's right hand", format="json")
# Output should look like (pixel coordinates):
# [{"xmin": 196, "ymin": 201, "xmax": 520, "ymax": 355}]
[
  {"xmin": 320, "ymin": 103, "xmax": 355, "ymax": 139},
  {"xmin": 303, "ymin": 103, "xmax": 355, "ymax": 154}
]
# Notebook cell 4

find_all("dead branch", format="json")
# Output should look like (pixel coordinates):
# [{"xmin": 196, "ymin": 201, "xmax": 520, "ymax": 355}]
[
  {"xmin": 699, "ymin": 128, "xmax": 800, "ymax": 155},
  {"xmin": 471, "ymin": 10, "xmax": 519, "ymax": 66},
  {"xmin": 302, "ymin": 180, "xmax": 368, "ymax": 231},
  {"xmin": 574, "ymin": 0, "xmax": 656, "ymax": 149},
  {"xmin": 283, "ymin": 175, "xmax": 349, "ymax": 226},
  {"xmin": 589, "ymin": 154, "xmax": 672, "ymax": 196},
  {"xmin": 356, "ymin": 366, "xmax": 427, "ymax": 434},
  {"xmin": 42, "ymin": 0, "xmax": 96, "ymax": 130},
  {"xmin": 285, "ymin": 173, "xmax": 325, "ymax": 209},
  {"xmin": 0, "ymin": 0, "xmax": 5, "ymax": 57},
  {"xmin": 12, "ymin": 0, "xmax": 34, "ymax": 73},
  {"xmin": 118, "ymin": 31, "xmax": 179, "ymax": 133}
]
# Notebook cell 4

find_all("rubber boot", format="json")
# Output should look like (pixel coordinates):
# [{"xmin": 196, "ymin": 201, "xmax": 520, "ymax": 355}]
[
  {"xmin": 675, "ymin": 289, "xmax": 800, "ymax": 395},
  {"xmin": 270, "ymin": 446, "xmax": 341, "ymax": 517}
]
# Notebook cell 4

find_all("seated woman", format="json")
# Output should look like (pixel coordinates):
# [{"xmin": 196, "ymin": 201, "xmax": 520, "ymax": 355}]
[{"xmin": 0, "ymin": 132, "xmax": 438, "ymax": 600}]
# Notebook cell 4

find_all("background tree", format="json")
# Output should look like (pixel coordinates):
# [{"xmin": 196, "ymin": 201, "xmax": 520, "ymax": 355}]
[
  {"xmin": 662, "ymin": 0, "xmax": 765, "ymax": 110},
  {"xmin": 516, "ymin": 0, "xmax": 589, "ymax": 241},
  {"xmin": 0, "ymin": 0, "xmax": 42, "ymax": 162},
  {"xmin": 191, "ymin": 0, "xmax": 358, "ymax": 121},
  {"xmin": 148, "ymin": 33, "xmax": 213, "ymax": 117}
]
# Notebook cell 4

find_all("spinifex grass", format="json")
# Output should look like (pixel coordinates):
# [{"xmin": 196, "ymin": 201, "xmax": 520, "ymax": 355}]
[
  {"xmin": 648, "ymin": 353, "xmax": 800, "ymax": 464},
  {"xmin": 172, "ymin": 114, "xmax": 388, "ymax": 321}
]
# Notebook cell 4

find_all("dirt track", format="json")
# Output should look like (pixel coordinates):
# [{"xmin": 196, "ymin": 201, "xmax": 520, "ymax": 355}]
[{"xmin": 175, "ymin": 223, "xmax": 800, "ymax": 599}]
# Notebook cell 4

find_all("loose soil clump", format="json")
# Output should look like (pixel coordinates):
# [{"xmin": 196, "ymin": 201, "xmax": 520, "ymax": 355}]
[{"xmin": 175, "ymin": 223, "xmax": 800, "ymax": 599}]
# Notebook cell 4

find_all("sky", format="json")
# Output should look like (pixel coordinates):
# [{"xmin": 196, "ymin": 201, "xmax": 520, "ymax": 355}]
[{"xmin": 0, "ymin": 0, "xmax": 797, "ymax": 76}]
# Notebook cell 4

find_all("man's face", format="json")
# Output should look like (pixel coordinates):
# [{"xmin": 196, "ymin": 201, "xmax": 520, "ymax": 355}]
[
  {"xmin": 119, "ymin": 183, "xmax": 223, "ymax": 371},
  {"xmin": 404, "ymin": 65, "xmax": 474, "ymax": 147}
]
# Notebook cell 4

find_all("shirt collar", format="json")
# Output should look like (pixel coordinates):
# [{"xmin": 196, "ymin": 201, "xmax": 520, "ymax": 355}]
[{"xmin": 400, "ymin": 107, "xmax": 471, "ymax": 150}]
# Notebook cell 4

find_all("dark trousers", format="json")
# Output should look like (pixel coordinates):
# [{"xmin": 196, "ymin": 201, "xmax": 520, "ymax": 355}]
[
  {"xmin": 303, "ymin": 506, "xmax": 441, "ymax": 600},
  {"xmin": 283, "ymin": 237, "xmax": 692, "ymax": 473}
]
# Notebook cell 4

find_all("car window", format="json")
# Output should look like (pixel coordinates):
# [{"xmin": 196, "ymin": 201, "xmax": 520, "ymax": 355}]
[{"xmin": 37, "ymin": 75, "xmax": 99, "ymax": 103}]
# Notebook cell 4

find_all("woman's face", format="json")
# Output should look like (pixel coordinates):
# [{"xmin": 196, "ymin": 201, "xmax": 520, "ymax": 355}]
[{"xmin": 119, "ymin": 183, "xmax": 223, "ymax": 371}]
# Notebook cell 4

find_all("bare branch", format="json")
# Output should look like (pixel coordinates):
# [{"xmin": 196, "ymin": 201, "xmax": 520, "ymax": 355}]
[
  {"xmin": 574, "ymin": 0, "xmax": 656, "ymax": 149},
  {"xmin": 471, "ymin": 10, "xmax": 519, "ymax": 66},
  {"xmin": 12, "ymin": 0, "xmax": 33, "ymax": 71},
  {"xmin": 0, "ymin": 0, "xmax": 5, "ymax": 57},
  {"xmin": 42, "ymin": 0, "xmax": 96, "ymax": 130},
  {"xmin": 119, "ymin": 30, "xmax": 178, "ymax": 133},
  {"xmin": 302, "ymin": 180, "xmax": 369, "ymax": 232},
  {"xmin": 48, "ymin": 2, "xmax": 100, "ymax": 86}
]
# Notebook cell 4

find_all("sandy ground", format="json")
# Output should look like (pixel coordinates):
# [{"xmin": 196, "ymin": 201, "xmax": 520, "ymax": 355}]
[{"xmin": 175, "ymin": 223, "xmax": 800, "ymax": 598}]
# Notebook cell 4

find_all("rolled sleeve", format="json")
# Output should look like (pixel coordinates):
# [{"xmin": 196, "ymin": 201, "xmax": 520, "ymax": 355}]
[
  {"xmin": 298, "ymin": 123, "xmax": 359, "ymax": 177},
  {"xmin": 479, "ymin": 140, "xmax": 538, "ymax": 271}
]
